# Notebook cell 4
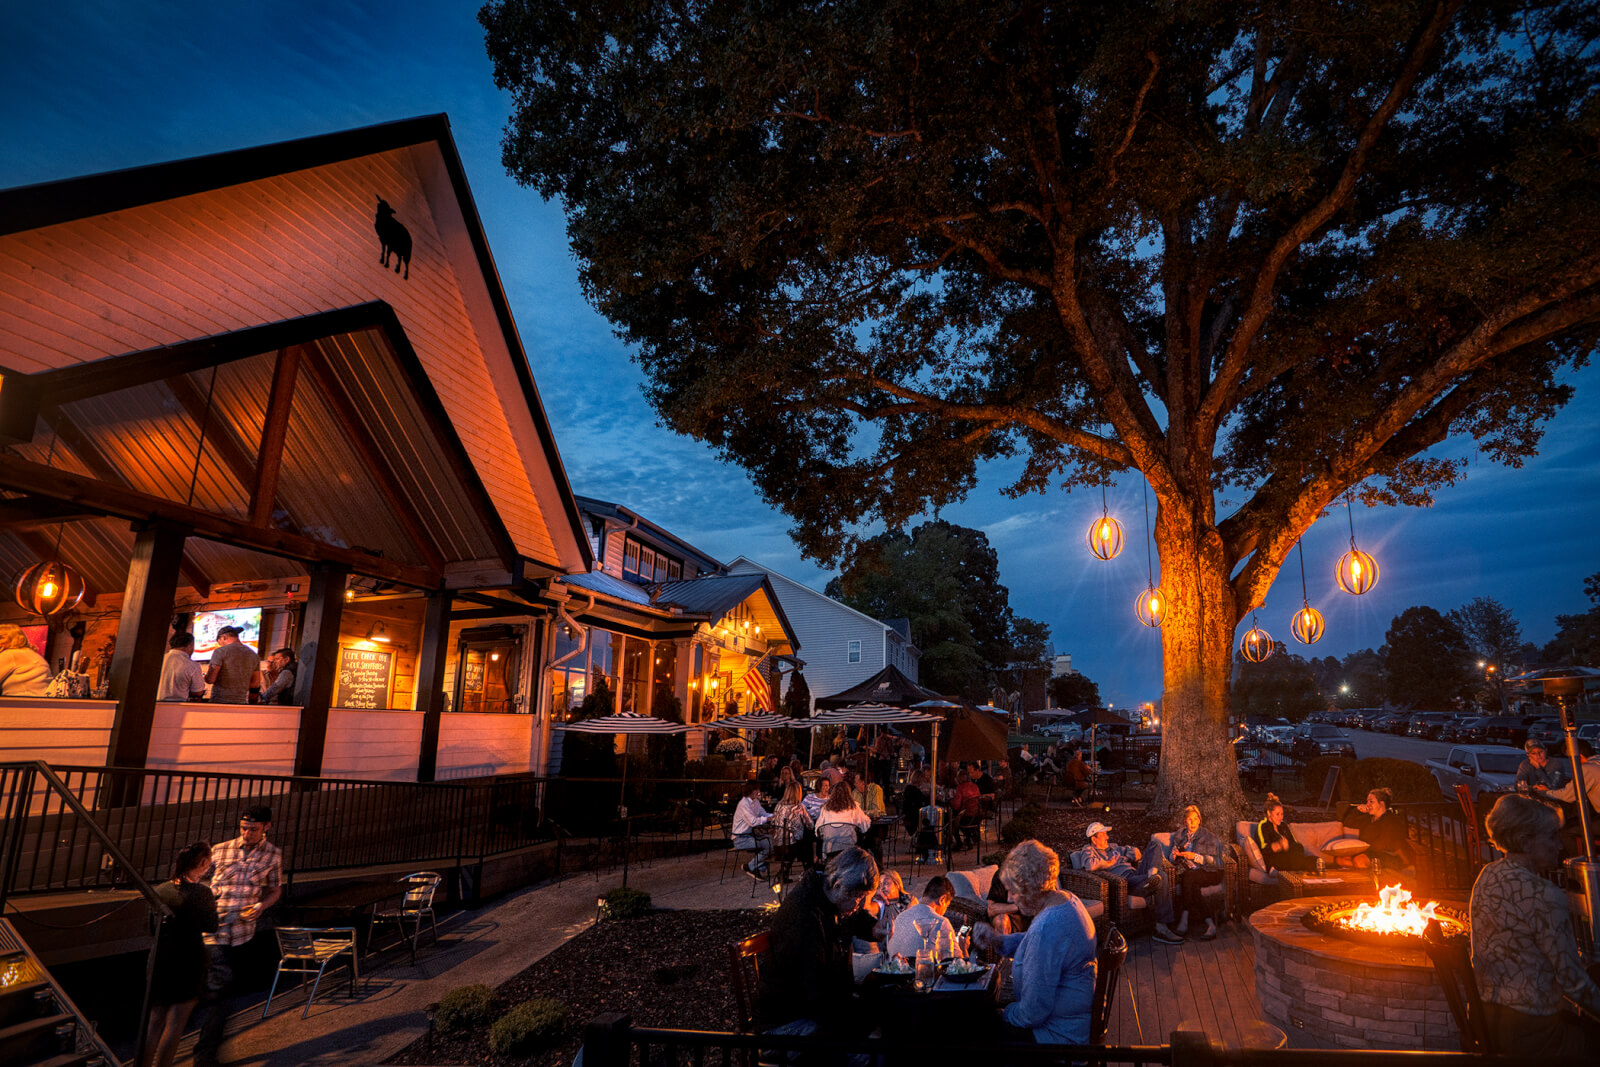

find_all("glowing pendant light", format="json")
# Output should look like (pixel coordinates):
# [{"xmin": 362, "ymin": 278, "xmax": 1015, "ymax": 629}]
[
  {"xmin": 1240, "ymin": 613, "xmax": 1274, "ymax": 663},
  {"xmin": 1135, "ymin": 584, "xmax": 1164, "ymax": 627},
  {"xmin": 1134, "ymin": 482, "xmax": 1163, "ymax": 627},
  {"xmin": 1335, "ymin": 494, "xmax": 1379, "ymax": 595},
  {"xmin": 1087, "ymin": 486, "xmax": 1124, "ymax": 561},
  {"xmin": 13, "ymin": 428, "xmax": 87, "ymax": 617},
  {"xmin": 1289, "ymin": 538, "xmax": 1325, "ymax": 645},
  {"xmin": 15, "ymin": 559, "xmax": 86, "ymax": 617}
]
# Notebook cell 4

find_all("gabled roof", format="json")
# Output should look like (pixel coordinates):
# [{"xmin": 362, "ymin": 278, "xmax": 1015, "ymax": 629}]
[
  {"xmin": 0, "ymin": 114, "xmax": 591, "ymax": 577},
  {"xmin": 574, "ymin": 495, "xmax": 724, "ymax": 574},
  {"xmin": 727, "ymin": 556, "xmax": 917, "ymax": 647}
]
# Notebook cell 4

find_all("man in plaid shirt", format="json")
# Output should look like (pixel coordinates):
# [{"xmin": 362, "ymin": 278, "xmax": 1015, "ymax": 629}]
[{"xmin": 195, "ymin": 806, "xmax": 283, "ymax": 1066}]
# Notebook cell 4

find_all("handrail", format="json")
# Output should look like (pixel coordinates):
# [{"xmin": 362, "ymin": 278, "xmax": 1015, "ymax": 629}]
[{"xmin": 25, "ymin": 761, "xmax": 172, "ymax": 919}]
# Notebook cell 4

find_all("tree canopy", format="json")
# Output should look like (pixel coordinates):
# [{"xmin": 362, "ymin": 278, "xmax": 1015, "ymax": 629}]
[
  {"xmin": 1233, "ymin": 648, "xmax": 1325, "ymax": 720},
  {"xmin": 1049, "ymin": 670, "xmax": 1103, "ymax": 709},
  {"xmin": 1384, "ymin": 605, "xmax": 1474, "ymax": 707},
  {"xmin": 823, "ymin": 519, "xmax": 1049, "ymax": 699},
  {"xmin": 482, "ymin": 0, "xmax": 1600, "ymax": 815}
]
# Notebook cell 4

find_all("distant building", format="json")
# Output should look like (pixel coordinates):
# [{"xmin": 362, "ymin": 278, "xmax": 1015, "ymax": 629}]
[
  {"xmin": 727, "ymin": 557, "xmax": 920, "ymax": 711},
  {"xmin": 1051, "ymin": 654, "xmax": 1074, "ymax": 678}
]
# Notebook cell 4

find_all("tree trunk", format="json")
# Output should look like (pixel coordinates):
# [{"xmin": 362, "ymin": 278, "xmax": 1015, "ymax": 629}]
[{"xmin": 1149, "ymin": 511, "xmax": 1250, "ymax": 825}]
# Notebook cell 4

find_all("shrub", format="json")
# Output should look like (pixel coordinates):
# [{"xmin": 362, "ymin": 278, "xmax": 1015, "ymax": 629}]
[
  {"xmin": 1000, "ymin": 802, "xmax": 1044, "ymax": 846},
  {"xmin": 489, "ymin": 998, "xmax": 567, "ymax": 1055},
  {"xmin": 1300, "ymin": 756, "xmax": 1440, "ymax": 807},
  {"xmin": 434, "ymin": 983, "xmax": 495, "ymax": 1032},
  {"xmin": 598, "ymin": 885, "xmax": 651, "ymax": 919}
]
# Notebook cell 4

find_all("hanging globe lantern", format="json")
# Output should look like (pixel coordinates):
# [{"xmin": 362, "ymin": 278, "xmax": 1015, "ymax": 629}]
[
  {"xmin": 1087, "ymin": 514, "xmax": 1124, "ymax": 561},
  {"xmin": 1336, "ymin": 547, "xmax": 1379, "ymax": 595},
  {"xmin": 1135, "ymin": 584, "xmax": 1164, "ymax": 627},
  {"xmin": 1290, "ymin": 603, "xmax": 1325, "ymax": 645},
  {"xmin": 14, "ymin": 559, "xmax": 87, "ymax": 617},
  {"xmin": 1240, "ymin": 620, "xmax": 1274, "ymax": 662}
]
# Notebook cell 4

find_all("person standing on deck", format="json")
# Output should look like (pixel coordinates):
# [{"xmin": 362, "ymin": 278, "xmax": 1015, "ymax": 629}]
[
  {"xmin": 204, "ymin": 626, "xmax": 261, "ymax": 704},
  {"xmin": 194, "ymin": 806, "xmax": 282, "ymax": 1067}
]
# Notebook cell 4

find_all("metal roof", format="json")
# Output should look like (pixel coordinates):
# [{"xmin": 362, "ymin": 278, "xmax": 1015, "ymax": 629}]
[{"xmin": 560, "ymin": 569, "xmax": 654, "ymax": 606}]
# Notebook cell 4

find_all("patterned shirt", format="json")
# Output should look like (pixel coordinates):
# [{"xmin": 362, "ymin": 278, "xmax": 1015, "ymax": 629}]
[
  {"xmin": 205, "ymin": 835, "xmax": 283, "ymax": 947},
  {"xmin": 1470, "ymin": 858, "xmax": 1600, "ymax": 1016}
]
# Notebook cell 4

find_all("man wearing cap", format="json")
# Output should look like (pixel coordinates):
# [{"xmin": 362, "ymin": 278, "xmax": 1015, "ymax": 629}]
[
  {"xmin": 204, "ymin": 626, "xmax": 261, "ymax": 705},
  {"xmin": 196, "ymin": 806, "xmax": 283, "ymax": 1066},
  {"xmin": 1515, "ymin": 740, "xmax": 1568, "ymax": 794},
  {"xmin": 1071, "ymin": 821, "xmax": 1163, "ymax": 899}
]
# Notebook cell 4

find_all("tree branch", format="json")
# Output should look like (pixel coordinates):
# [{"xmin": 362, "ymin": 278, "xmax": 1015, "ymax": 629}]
[
  {"xmin": 1103, "ymin": 50, "xmax": 1161, "ymax": 192},
  {"xmin": 1199, "ymin": 0, "xmax": 1463, "ymax": 432}
]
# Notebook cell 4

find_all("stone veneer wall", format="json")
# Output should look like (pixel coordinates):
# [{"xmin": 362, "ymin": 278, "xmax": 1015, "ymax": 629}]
[{"xmin": 1250, "ymin": 899, "xmax": 1460, "ymax": 1051}]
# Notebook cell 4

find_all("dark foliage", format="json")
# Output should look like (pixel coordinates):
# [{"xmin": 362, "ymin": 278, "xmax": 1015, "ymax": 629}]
[
  {"xmin": 1384, "ymin": 606, "xmax": 1474, "ymax": 708},
  {"xmin": 1048, "ymin": 671, "xmax": 1102, "ymax": 709}
]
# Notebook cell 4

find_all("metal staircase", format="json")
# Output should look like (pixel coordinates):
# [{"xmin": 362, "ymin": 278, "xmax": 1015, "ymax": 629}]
[{"xmin": 0, "ymin": 919, "xmax": 119, "ymax": 1067}]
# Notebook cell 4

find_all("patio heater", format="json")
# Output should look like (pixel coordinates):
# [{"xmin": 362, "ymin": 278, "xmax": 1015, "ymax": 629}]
[{"xmin": 1546, "ymin": 676, "xmax": 1599, "ymax": 963}]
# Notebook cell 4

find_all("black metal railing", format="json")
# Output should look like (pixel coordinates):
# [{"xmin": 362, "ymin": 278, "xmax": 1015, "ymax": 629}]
[
  {"xmin": 1398, "ymin": 801, "xmax": 1482, "ymax": 892},
  {"xmin": 577, "ymin": 1014, "xmax": 1551, "ymax": 1067},
  {"xmin": 0, "ymin": 762, "xmax": 750, "ymax": 899}
]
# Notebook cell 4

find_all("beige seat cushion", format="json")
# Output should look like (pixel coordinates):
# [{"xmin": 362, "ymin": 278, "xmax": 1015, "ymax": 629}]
[{"xmin": 944, "ymin": 865, "xmax": 998, "ymax": 904}]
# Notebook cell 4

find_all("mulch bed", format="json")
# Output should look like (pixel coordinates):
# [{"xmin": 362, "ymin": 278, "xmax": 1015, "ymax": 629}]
[{"xmin": 386, "ymin": 908, "xmax": 768, "ymax": 1067}]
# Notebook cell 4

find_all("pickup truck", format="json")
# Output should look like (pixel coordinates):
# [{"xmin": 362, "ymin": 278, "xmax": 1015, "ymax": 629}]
[{"xmin": 1425, "ymin": 745, "xmax": 1524, "ymax": 801}]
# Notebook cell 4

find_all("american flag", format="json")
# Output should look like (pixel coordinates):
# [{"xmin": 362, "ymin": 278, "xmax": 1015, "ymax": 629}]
[{"xmin": 742, "ymin": 656, "xmax": 774, "ymax": 713}]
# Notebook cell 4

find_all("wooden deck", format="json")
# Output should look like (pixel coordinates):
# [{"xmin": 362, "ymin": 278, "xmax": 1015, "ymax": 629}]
[{"xmin": 1106, "ymin": 919, "xmax": 1279, "ymax": 1048}]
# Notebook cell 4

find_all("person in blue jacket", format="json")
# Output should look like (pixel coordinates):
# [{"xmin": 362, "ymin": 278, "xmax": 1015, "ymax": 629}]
[{"xmin": 973, "ymin": 839, "xmax": 1096, "ymax": 1044}]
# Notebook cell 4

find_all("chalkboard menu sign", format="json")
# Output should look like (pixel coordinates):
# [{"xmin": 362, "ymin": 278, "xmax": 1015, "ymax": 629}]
[{"xmin": 335, "ymin": 646, "xmax": 393, "ymax": 709}]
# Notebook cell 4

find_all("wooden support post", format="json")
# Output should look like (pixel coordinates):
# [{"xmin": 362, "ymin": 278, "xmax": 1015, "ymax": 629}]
[
  {"xmin": 293, "ymin": 563, "xmax": 349, "ymax": 778},
  {"xmin": 415, "ymin": 591, "xmax": 453, "ymax": 783},
  {"xmin": 106, "ymin": 523, "xmax": 188, "ymax": 770}
]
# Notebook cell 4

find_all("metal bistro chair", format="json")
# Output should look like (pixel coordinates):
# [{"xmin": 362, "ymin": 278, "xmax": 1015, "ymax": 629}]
[
  {"xmin": 264, "ymin": 927, "xmax": 358, "ymax": 1018},
  {"xmin": 1090, "ymin": 925, "xmax": 1130, "ymax": 1045},
  {"xmin": 368, "ymin": 871, "xmax": 442, "ymax": 963}
]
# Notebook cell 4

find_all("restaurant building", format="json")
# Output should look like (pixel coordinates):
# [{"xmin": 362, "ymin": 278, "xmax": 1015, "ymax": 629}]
[{"xmin": 0, "ymin": 116, "xmax": 605, "ymax": 781}]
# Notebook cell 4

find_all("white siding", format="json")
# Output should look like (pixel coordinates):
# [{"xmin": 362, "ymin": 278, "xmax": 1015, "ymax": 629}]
[
  {"xmin": 726, "ymin": 560, "xmax": 917, "ymax": 707},
  {"xmin": 146, "ymin": 703, "xmax": 299, "ymax": 775},
  {"xmin": 0, "ymin": 699, "xmax": 115, "ymax": 765},
  {"xmin": 322, "ymin": 709, "xmax": 424, "ymax": 781},
  {"xmin": 436, "ymin": 712, "xmax": 534, "ymax": 778}
]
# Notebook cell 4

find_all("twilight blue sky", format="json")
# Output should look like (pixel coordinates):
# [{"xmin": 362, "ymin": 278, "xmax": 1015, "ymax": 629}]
[{"xmin": 3, "ymin": 1, "xmax": 1596, "ymax": 709}]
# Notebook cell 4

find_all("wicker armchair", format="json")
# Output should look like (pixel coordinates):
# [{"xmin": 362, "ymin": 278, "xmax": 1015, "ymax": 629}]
[
  {"xmin": 1055, "ymin": 866, "xmax": 1112, "ymax": 928},
  {"xmin": 1149, "ymin": 832, "xmax": 1241, "ymax": 923},
  {"xmin": 1064, "ymin": 858, "xmax": 1156, "ymax": 935}
]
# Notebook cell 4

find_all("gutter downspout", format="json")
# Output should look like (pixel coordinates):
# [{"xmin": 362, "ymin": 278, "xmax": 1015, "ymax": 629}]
[{"xmin": 552, "ymin": 593, "xmax": 596, "ymax": 669}]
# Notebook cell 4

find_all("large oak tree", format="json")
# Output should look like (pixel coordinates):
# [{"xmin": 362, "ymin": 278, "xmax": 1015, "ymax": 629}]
[{"xmin": 482, "ymin": 0, "xmax": 1600, "ymax": 816}]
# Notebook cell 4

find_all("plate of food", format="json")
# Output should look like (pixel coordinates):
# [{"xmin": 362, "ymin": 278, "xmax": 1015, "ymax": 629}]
[
  {"xmin": 940, "ymin": 959, "xmax": 990, "ymax": 984},
  {"xmin": 872, "ymin": 956, "xmax": 915, "ymax": 979}
]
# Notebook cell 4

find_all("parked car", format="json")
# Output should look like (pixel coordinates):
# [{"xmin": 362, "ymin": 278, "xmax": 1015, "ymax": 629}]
[
  {"xmin": 1524, "ymin": 719, "xmax": 1565, "ymax": 747},
  {"xmin": 1407, "ymin": 712, "xmax": 1454, "ymax": 740},
  {"xmin": 1579, "ymin": 723, "xmax": 1600, "ymax": 745},
  {"xmin": 1440, "ymin": 716, "xmax": 1487, "ymax": 744},
  {"xmin": 1483, "ymin": 715, "xmax": 1541, "ymax": 748},
  {"xmin": 1425, "ymin": 745, "xmax": 1524, "ymax": 801},
  {"xmin": 1291, "ymin": 724, "xmax": 1357, "ymax": 760},
  {"xmin": 1373, "ymin": 712, "xmax": 1409, "ymax": 734}
]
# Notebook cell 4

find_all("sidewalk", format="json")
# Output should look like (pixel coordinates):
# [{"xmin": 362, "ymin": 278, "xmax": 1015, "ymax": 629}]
[{"xmin": 195, "ymin": 848, "xmax": 774, "ymax": 1067}]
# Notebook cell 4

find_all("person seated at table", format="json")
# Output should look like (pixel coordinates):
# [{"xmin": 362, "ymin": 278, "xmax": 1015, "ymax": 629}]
[
  {"xmin": 973, "ymin": 840, "xmax": 1096, "ymax": 1044},
  {"xmin": 1516, "ymin": 740, "xmax": 1569, "ymax": 794},
  {"xmin": 732, "ymin": 780, "xmax": 774, "ymax": 877},
  {"xmin": 815, "ymin": 780, "xmax": 871, "ymax": 857},
  {"xmin": 758, "ymin": 847, "xmax": 881, "ymax": 1038},
  {"xmin": 1036, "ymin": 745, "xmax": 1062, "ymax": 779},
  {"xmin": 853, "ymin": 774, "xmax": 887, "ymax": 819},
  {"xmin": 804, "ymin": 775, "xmax": 830, "ymax": 820},
  {"xmin": 887, "ymin": 875, "xmax": 965, "ymax": 960},
  {"xmin": 1339, "ymin": 788, "xmax": 1413, "ymax": 870},
  {"xmin": 1470, "ymin": 794, "xmax": 1600, "ymax": 1055},
  {"xmin": 1072, "ymin": 820, "xmax": 1164, "ymax": 896},
  {"xmin": 772, "ymin": 781, "xmax": 814, "ymax": 862},
  {"xmin": 1154, "ymin": 804, "xmax": 1225, "ymax": 944},
  {"xmin": 861, "ymin": 869, "xmax": 914, "ymax": 944},
  {"xmin": 1253, "ymin": 793, "xmax": 1317, "ymax": 874},
  {"xmin": 974, "ymin": 762, "xmax": 996, "ymax": 797},
  {"xmin": 986, "ymin": 861, "xmax": 1028, "ymax": 935},
  {"xmin": 1063, "ymin": 750, "xmax": 1092, "ymax": 805},
  {"xmin": 951, "ymin": 767, "xmax": 984, "ymax": 847},
  {"xmin": 820, "ymin": 752, "xmax": 846, "ymax": 787},
  {"xmin": 1547, "ymin": 739, "xmax": 1600, "ymax": 812}
]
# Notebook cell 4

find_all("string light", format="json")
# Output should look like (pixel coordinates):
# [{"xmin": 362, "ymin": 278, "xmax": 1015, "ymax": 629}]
[
  {"xmin": 1134, "ymin": 481, "xmax": 1162, "ymax": 627},
  {"xmin": 1290, "ymin": 538, "xmax": 1325, "ymax": 644},
  {"xmin": 1336, "ymin": 493, "xmax": 1379, "ymax": 595},
  {"xmin": 1240, "ymin": 613, "xmax": 1274, "ymax": 663},
  {"xmin": 1087, "ymin": 485, "xmax": 1124, "ymax": 561}
]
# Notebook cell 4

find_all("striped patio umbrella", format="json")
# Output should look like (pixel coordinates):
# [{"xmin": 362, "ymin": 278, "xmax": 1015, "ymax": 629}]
[
  {"xmin": 974, "ymin": 704, "xmax": 1009, "ymax": 716},
  {"xmin": 709, "ymin": 711, "xmax": 807, "ymax": 731},
  {"xmin": 809, "ymin": 703, "xmax": 941, "ymax": 724}
]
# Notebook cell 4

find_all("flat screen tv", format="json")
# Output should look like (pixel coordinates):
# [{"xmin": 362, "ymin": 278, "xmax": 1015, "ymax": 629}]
[{"xmin": 191, "ymin": 608, "xmax": 263, "ymax": 660}]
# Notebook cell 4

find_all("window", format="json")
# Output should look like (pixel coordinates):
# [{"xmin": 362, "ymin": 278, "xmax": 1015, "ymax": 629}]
[
  {"xmin": 621, "ymin": 534, "xmax": 683, "ymax": 586},
  {"xmin": 848, "ymin": 640, "xmax": 861, "ymax": 663}
]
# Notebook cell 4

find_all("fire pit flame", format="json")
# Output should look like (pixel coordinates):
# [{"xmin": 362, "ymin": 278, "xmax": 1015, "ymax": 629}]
[{"xmin": 1341, "ymin": 884, "xmax": 1440, "ymax": 938}]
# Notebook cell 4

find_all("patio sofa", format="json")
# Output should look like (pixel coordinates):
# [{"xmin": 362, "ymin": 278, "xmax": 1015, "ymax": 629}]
[{"xmin": 1233, "ymin": 818, "xmax": 1354, "ymax": 912}]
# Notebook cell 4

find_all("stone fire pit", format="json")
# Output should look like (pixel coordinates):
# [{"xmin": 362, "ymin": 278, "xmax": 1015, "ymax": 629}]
[{"xmin": 1250, "ymin": 897, "xmax": 1460, "ymax": 1051}]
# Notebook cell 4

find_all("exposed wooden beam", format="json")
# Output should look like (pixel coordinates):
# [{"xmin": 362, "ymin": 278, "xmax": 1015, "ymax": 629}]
[
  {"xmin": 294, "ymin": 562, "xmax": 348, "ymax": 778},
  {"xmin": 301, "ymin": 348, "xmax": 446, "ymax": 573},
  {"xmin": 0, "ymin": 452, "xmax": 439, "ymax": 589},
  {"xmin": 0, "ymin": 496, "xmax": 101, "ymax": 528},
  {"xmin": 414, "ymin": 591, "xmax": 452, "ymax": 783},
  {"xmin": 106, "ymin": 523, "xmax": 187, "ymax": 773},
  {"xmin": 166, "ymin": 371, "xmax": 304, "ymax": 536},
  {"xmin": 248, "ymin": 347, "xmax": 300, "ymax": 527}
]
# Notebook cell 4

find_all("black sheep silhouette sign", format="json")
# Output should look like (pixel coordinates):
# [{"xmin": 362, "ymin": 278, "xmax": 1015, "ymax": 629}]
[{"xmin": 374, "ymin": 197, "xmax": 412, "ymax": 279}]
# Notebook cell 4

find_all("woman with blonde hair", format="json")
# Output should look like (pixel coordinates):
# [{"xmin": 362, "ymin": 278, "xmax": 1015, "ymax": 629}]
[
  {"xmin": 1253, "ymin": 793, "xmax": 1316, "ymax": 873},
  {"xmin": 815, "ymin": 777, "xmax": 871, "ymax": 856},
  {"xmin": 0, "ymin": 623, "xmax": 51, "ymax": 697},
  {"xmin": 1471, "ymin": 794, "xmax": 1600, "ymax": 1054},
  {"xmin": 973, "ymin": 840, "xmax": 1096, "ymax": 1043}
]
